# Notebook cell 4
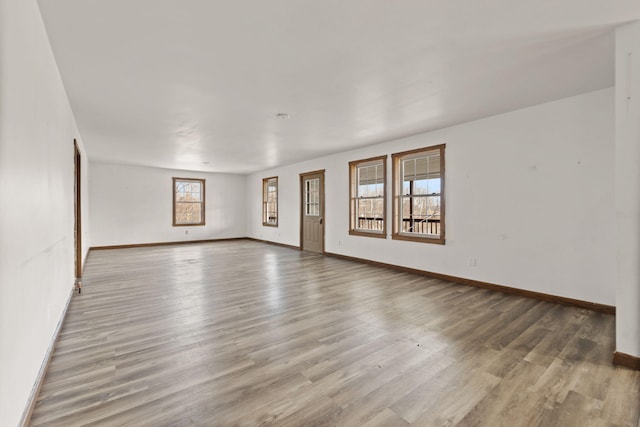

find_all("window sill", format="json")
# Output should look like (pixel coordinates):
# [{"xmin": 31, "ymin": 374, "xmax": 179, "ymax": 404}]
[
  {"xmin": 391, "ymin": 233, "xmax": 445, "ymax": 245},
  {"xmin": 349, "ymin": 229, "xmax": 386, "ymax": 239},
  {"xmin": 262, "ymin": 223, "xmax": 278, "ymax": 227}
]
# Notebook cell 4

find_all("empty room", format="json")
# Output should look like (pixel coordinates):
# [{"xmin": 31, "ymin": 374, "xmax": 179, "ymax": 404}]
[{"xmin": 3, "ymin": 0, "xmax": 640, "ymax": 426}]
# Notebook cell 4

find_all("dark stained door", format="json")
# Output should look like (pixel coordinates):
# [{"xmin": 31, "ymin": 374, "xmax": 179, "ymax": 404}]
[{"xmin": 74, "ymin": 140, "xmax": 82, "ymax": 293}]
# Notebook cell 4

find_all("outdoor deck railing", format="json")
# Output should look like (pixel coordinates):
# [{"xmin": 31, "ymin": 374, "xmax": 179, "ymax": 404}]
[{"xmin": 356, "ymin": 217, "xmax": 440, "ymax": 234}]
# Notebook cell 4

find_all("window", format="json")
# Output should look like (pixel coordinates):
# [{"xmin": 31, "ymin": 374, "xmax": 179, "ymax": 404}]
[
  {"xmin": 349, "ymin": 155, "xmax": 386, "ymax": 237},
  {"xmin": 173, "ymin": 178, "xmax": 205, "ymax": 226},
  {"xmin": 305, "ymin": 178, "xmax": 320, "ymax": 216},
  {"xmin": 263, "ymin": 177, "xmax": 278, "ymax": 226},
  {"xmin": 392, "ymin": 144, "xmax": 445, "ymax": 244}
]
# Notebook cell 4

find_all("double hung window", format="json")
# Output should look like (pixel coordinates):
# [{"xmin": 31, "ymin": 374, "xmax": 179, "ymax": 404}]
[
  {"xmin": 392, "ymin": 145, "xmax": 445, "ymax": 244},
  {"xmin": 349, "ymin": 156, "xmax": 386, "ymax": 237},
  {"xmin": 173, "ymin": 178, "xmax": 205, "ymax": 226}
]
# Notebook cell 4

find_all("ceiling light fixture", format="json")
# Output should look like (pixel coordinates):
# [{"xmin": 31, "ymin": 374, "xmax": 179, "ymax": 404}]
[{"xmin": 276, "ymin": 113, "xmax": 290, "ymax": 119}]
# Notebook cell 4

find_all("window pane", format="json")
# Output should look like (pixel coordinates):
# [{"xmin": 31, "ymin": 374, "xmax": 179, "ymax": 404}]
[
  {"xmin": 413, "ymin": 179, "xmax": 429, "ymax": 195},
  {"xmin": 356, "ymin": 199, "xmax": 372, "ymax": 219},
  {"xmin": 375, "ymin": 164, "xmax": 383, "ymax": 182},
  {"xmin": 358, "ymin": 165, "xmax": 382, "ymax": 185},
  {"xmin": 305, "ymin": 178, "xmax": 320, "ymax": 216},
  {"xmin": 412, "ymin": 197, "xmax": 428, "ymax": 220},
  {"xmin": 266, "ymin": 199, "xmax": 277, "ymax": 223},
  {"xmin": 191, "ymin": 207, "xmax": 202, "ymax": 223},
  {"xmin": 176, "ymin": 202, "xmax": 202, "ymax": 224},
  {"xmin": 357, "ymin": 184, "xmax": 366, "ymax": 197},
  {"xmin": 356, "ymin": 199, "xmax": 383, "ymax": 231},
  {"xmin": 307, "ymin": 202, "xmax": 319, "ymax": 216},
  {"xmin": 427, "ymin": 178, "xmax": 441, "ymax": 195},
  {"xmin": 401, "ymin": 196, "xmax": 411, "ymax": 220},
  {"xmin": 402, "ymin": 158, "xmax": 415, "ymax": 181},
  {"xmin": 404, "ymin": 154, "xmax": 439, "ymax": 179},
  {"xmin": 414, "ymin": 157, "xmax": 428, "ymax": 180},
  {"xmin": 399, "ymin": 195, "xmax": 440, "ymax": 236},
  {"xmin": 358, "ymin": 182, "xmax": 383, "ymax": 198},
  {"xmin": 357, "ymin": 199, "xmax": 383, "ymax": 219},
  {"xmin": 427, "ymin": 195, "xmax": 441, "ymax": 217},
  {"xmin": 357, "ymin": 164, "xmax": 383, "ymax": 193}
]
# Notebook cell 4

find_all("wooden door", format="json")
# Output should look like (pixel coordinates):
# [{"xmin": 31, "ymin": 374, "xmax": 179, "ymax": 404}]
[
  {"xmin": 74, "ymin": 140, "xmax": 82, "ymax": 293},
  {"xmin": 300, "ymin": 170, "xmax": 325, "ymax": 253}
]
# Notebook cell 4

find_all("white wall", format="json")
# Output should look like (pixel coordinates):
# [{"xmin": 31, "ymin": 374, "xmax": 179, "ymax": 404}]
[
  {"xmin": 615, "ymin": 21, "xmax": 640, "ymax": 358},
  {"xmin": 90, "ymin": 162, "xmax": 246, "ymax": 247},
  {"xmin": 247, "ymin": 88, "xmax": 615, "ymax": 306},
  {"xmin": 0, "ymin": 0, "xmax": 90, "ymax": 425}
]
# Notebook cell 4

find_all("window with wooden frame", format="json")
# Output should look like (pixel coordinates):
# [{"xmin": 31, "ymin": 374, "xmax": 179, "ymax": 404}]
[
  {"xmin": 392, "ymin": 145, "xmax": 445, "ymax": 244},
  {"xmin": 263, "ymin": 176, "xmax": 278, "ymax": 226},
  {"xmin": 349, "ymin": 155, "xmax": 386, "ymax": 237},
  {"xmin": 173, "ymin": 178, "xmax": 205, "ymax": 226}
]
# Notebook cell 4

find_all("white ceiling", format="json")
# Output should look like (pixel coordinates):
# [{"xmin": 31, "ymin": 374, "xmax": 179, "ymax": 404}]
[{"xmin": 38, "ymin": 0, "xmax": 640, "ymax": 174}]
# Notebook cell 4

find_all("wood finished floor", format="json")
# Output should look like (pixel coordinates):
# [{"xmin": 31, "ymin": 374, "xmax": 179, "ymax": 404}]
[{"xmin": 31, "ymin": 241, "xmax": 640, "ymax": 426}]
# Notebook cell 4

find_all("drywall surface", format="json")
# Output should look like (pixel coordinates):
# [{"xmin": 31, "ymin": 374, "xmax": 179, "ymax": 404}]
[
  {"xmin": 615, "ymin": 21, "xmax": 640, "ymax": 357},
  {"xmin": 247, "ymin": 88, "xmax": 615, "ymax": 306},
  {"xmin": 89, "ymin": 162, "xmax": 247, "ymax": 247},
  {"xmin": 0, "ymin": 0, "xmax": 89, "ymax": 425}
]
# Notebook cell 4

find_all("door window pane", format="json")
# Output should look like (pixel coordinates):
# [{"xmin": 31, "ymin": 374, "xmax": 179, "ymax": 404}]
[
  {"xmin": 262, "ymin": 177, "xmax": 278, "ymax": 226},
  {"xmin": 306, "ymin": 178, "xmax": 320, "ymax": 216}
]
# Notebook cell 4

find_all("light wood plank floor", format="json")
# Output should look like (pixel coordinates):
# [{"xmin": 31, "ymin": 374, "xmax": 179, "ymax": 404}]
[{"xmin": 31, "ymin": 241, "xmax": 640, "ymax": 426}]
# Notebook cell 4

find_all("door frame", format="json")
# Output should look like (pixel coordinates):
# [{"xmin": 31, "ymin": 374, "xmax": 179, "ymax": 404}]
[
  {"xmin": 74, "ymin": 140, "xmax": 83, "ymax": 289},
  {"xmin": 299, "ymin": 169, "xmax": 325, "ymax": 253}
]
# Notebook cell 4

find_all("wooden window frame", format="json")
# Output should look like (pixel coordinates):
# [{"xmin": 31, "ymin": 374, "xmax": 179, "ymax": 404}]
[
  {"xmin": 349, "ymin": 155, "xmax": 387, "ymax": 238},
  {"xmin": 262, "ymin": 176, "xmax": 278, "ymax": 227},
  {"xmin": 172, "ymin": 177, "xmax": 206, "ymax": 226},
  {"xmin": 392, "ymin": 144, "xmax": 445, "ymax": 244}
]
